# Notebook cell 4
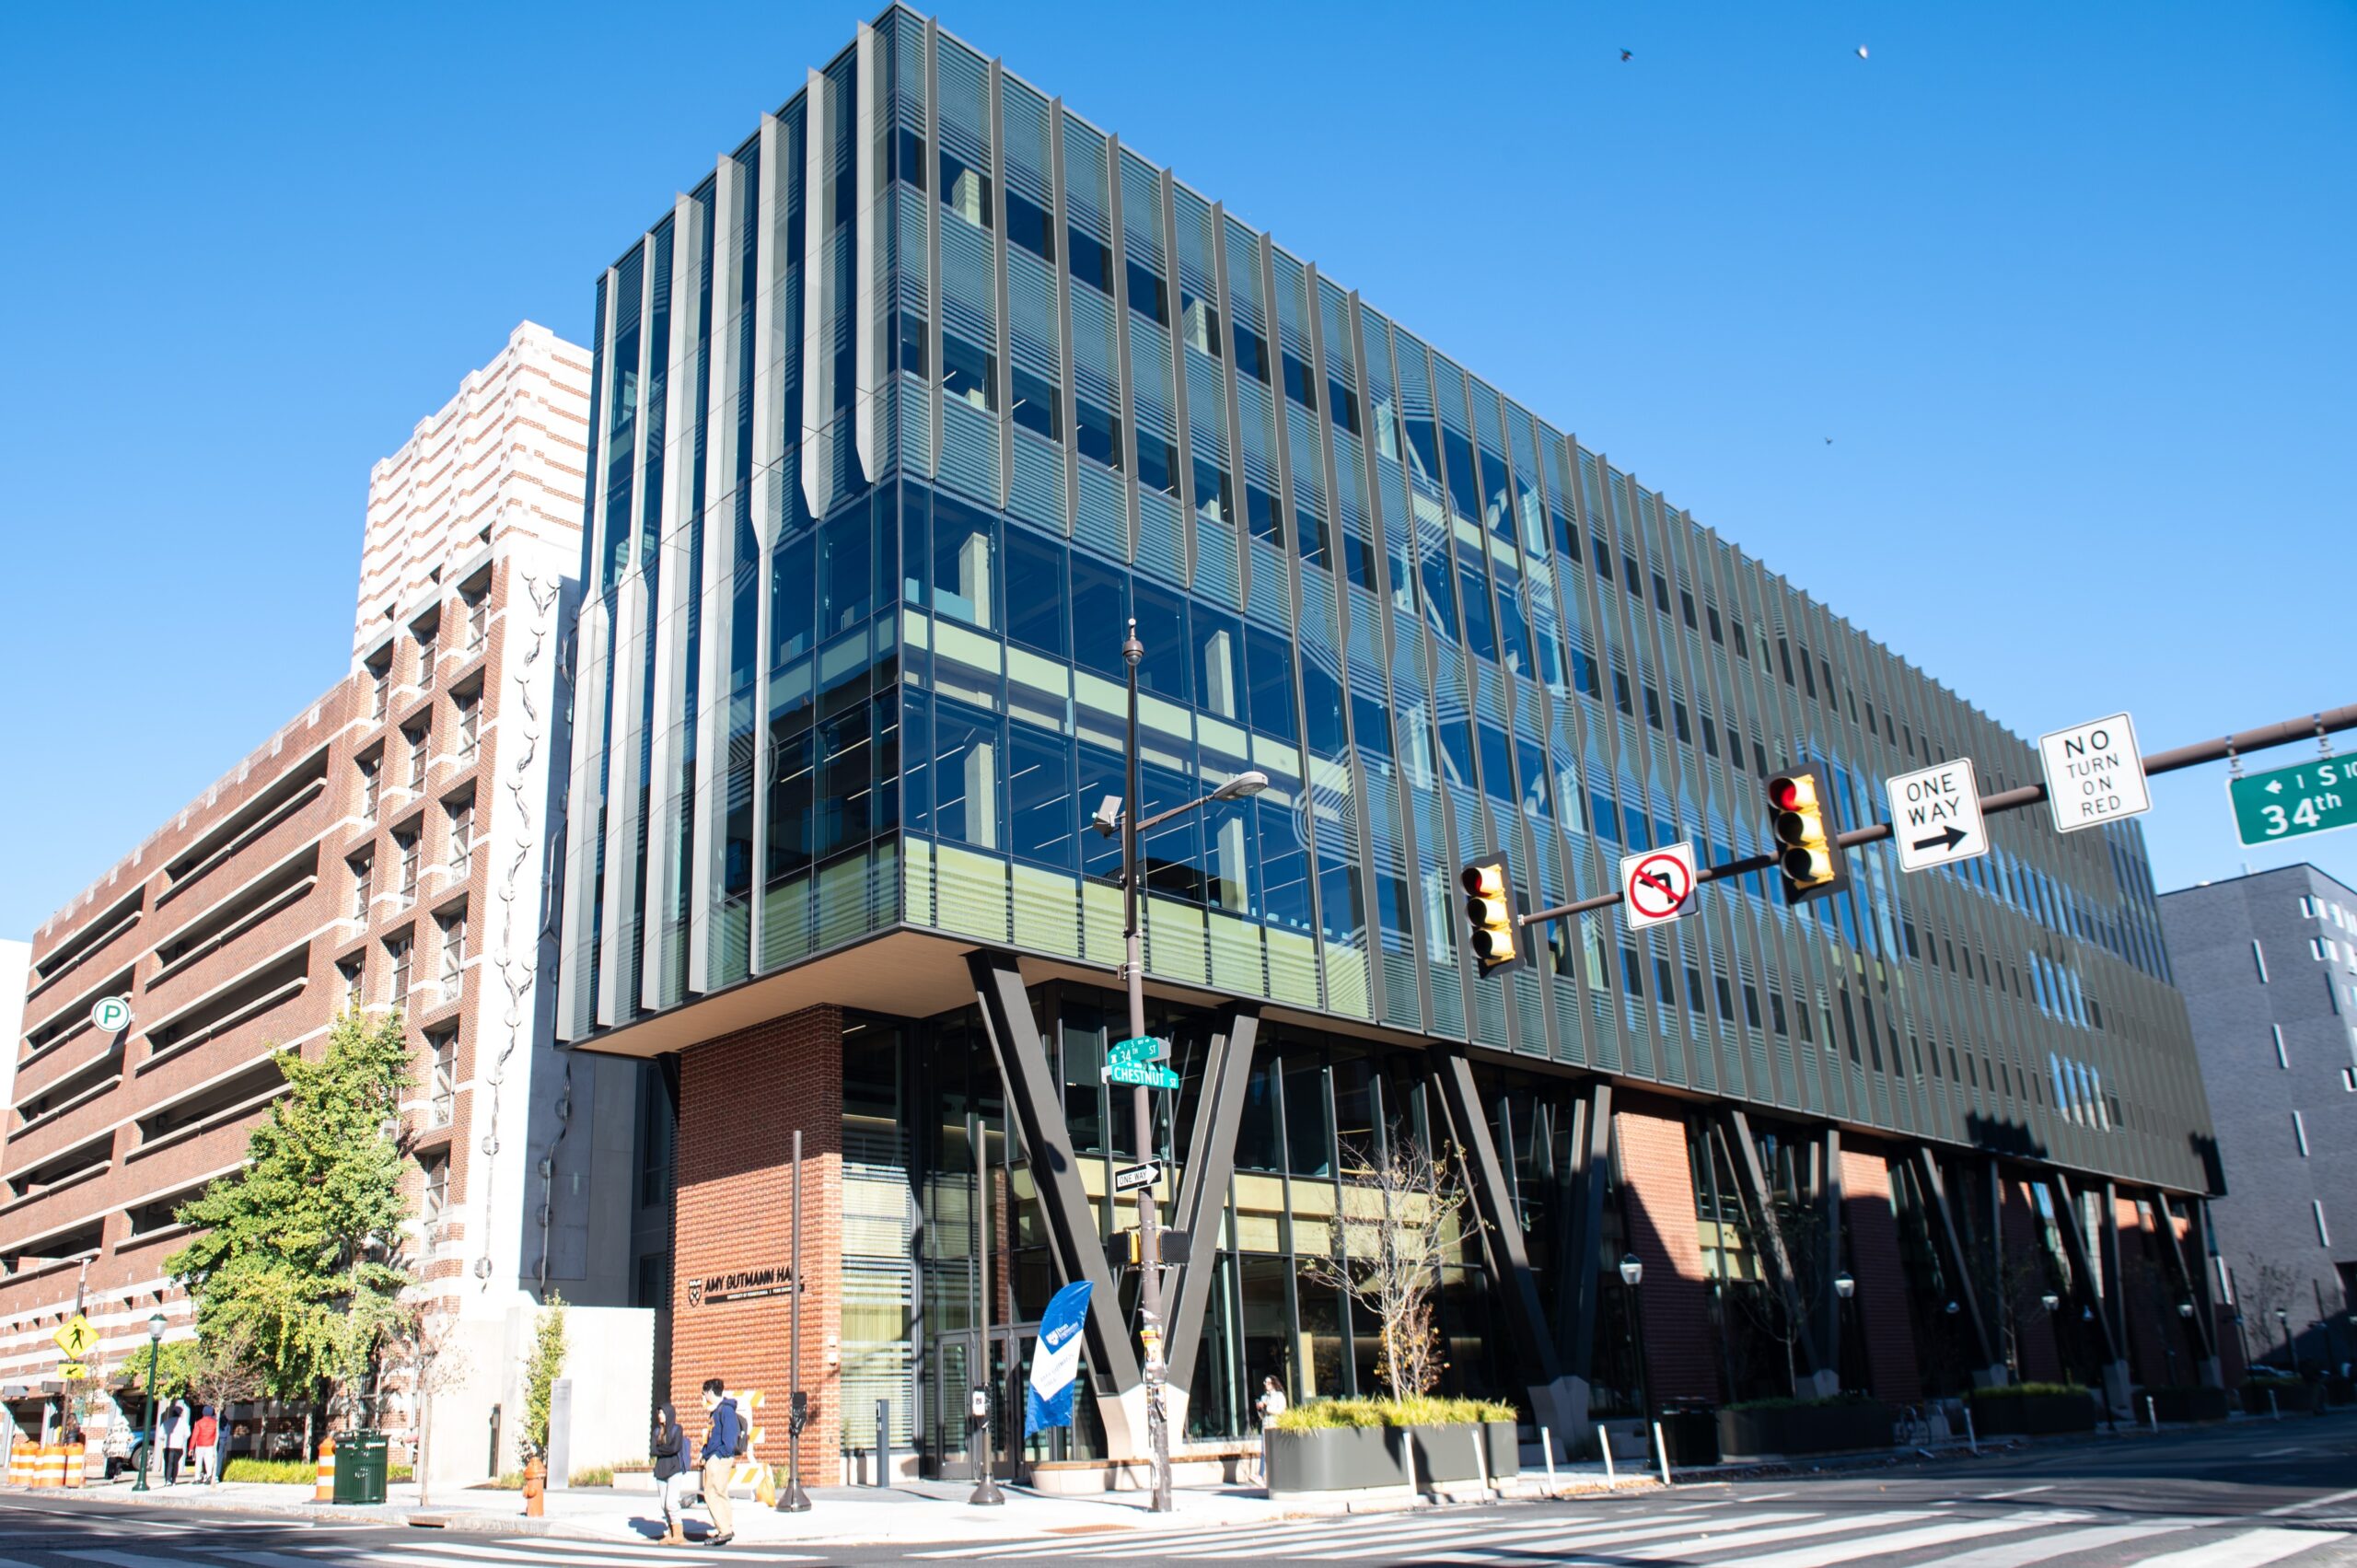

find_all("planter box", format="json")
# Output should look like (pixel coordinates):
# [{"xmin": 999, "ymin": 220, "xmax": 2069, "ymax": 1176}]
[
  {"xmin": 2145, "ymin": 1387, "xmax": 2229, "ymax": 1423},
  {"xmin": 1657, "ymin": 1410, "xmax": 1722, "ymax": 1467},
  {"xmin": 1266, "ymin": 1421, "xmax": 1517, "ymax": 1496},
  {"xmin": 2240, "ymin": 1383, "xmax": 2313, "ymax": 1416},
  {"xmin": 1967, "ymin": 1392, "xmax": 2098, "ymax": 1437},
  {"xmin": 1409, "ymin": 1422, "xmax": 1518, "ymax": 1484},
  {"xmin": 1718, "ymin": 1401, "xmax": 1893, "ymax": 1460},
  {"xmin": 1266, "ymin": 1425, "xmax": 1401, "ymax": 1493}
]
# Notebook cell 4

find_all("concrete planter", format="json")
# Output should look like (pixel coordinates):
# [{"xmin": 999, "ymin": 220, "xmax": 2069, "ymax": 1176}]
[
  {"xmin": 2241, "ymin": 1382, "xmax": 2313, "ymax": 1415},
  {"xmin": 2145, "ymin": 1387, "xmax": 2230, "ymax": 1423},
  {"xmin": 1409, "ymin": 1422, "xmax": 1519, "ymax": 1484},
  {"xmin": 1966, "ymin": 1391, "xmax": 2098, "ymax": 1437},
  {"xmin": 1718, "ymin": 1400, "xmax": 1893, "ymax": 1460},
  {"xmin": 1657, "ymin": 1409, "xmax": 1722, "ymax": 1466},
  {"xmin": 1266, "ymin": 1425, "xmax": 1400, "ymax": 1493},
  {"xmin": 1266, "ymin": 1421, "xmax": 1517, "ymax": 1497}
]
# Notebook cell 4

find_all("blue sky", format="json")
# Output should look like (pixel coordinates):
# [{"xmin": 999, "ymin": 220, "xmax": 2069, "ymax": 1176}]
[{"xmin": 1, "ymin": 1, "xmax": 2351, "ymax": 938}]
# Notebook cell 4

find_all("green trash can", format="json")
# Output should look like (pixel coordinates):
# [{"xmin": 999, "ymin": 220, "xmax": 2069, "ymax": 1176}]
[{"xmin": 332, "ymin": 1430, "xmax": 389, "ymax": 1504}]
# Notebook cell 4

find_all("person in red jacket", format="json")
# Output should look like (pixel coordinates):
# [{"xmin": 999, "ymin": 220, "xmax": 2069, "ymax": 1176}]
[{"xmin": 191, "ymin": 1408, "xmax": 219, "ymax": 1485}]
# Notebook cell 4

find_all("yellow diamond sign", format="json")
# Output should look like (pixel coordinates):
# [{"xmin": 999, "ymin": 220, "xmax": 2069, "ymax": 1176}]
[{"xmin": 53, "ymin": 1314, "xmax": 97, "ymax": 1361}]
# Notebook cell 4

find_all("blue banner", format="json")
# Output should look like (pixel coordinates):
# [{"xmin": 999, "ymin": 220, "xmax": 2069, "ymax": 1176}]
[{"xmin": 1024, "ymin": 1280, "xmax": 1093, "ymax": 1434}]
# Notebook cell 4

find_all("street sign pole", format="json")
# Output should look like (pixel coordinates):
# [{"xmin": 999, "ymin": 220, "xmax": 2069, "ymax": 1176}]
[{"xmin": 1118, "ymin": 621, "xmax": 1173, "ymax": 1515}]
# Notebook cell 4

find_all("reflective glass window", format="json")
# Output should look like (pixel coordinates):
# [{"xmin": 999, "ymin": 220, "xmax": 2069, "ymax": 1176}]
[
  {"xmin": 1008, "ymin": 722, "xmax": 1076, "ymax": 871},
  {"xmin": 1281, "ymin": 352, "xmax": 1318, "ymax": 411},
  {"xmin": 1131, "ymin": 580, "xmax": 1190, "ymax": 703},
  {"xmin": 772, "ymin": 533, "xmax": 817, "ymax": 667},
  {"xmin": 1004, "ymin": 528, "xmax": 1068, "ymax": 660},
  {"xmin": 1074, "ymin": 397, "xmax": 1121, "ymax": 471},
  {"xmin": 931, "ymin": 496, "xmax": 999, "ymax": 632},
  {"xmin": 1246, "ymin": 483, "xmax": 1283, "ymax": 546},
  {"xmin": 1193, "ymin": 606, "xmax": 1244, "ymax": 720},
  {"xmin": 1244, "ymin": 628, "xmax": 1298, "ymax": 744},
  {"xmin": 1126, "ymin": 257, "xmax": 1167, "ymax": 324},
  {"xmin": 1011, "ymin": 366, "xmax": 1061, "ymax": 442},
  {"xmin": 1233, "ymin": 324, "xmax": 1271, "ymax": 385},
  {"xmin": 819, "ymin": 509, "xmax": 872, "ymax": 638},
  {"xmin": 1005, "ymin": 188, "xmax": 1054, "ymax": 262},
  {"xmin": 1068, "ymin": 226, "xmax": 1111, "ymax": 294},
  {"xmin": 1137, "ymin": 431, "xmax": 1179, "ymax": 497},
  {"xmin": 1300, "ymin": 656, "xmax": 1347, "ymax": 761},
  {"xmin": 817, "ymin": 704, "xmax": 871, "ymax": 856},
  {"xmin": 939, "ymin": 149, "xmax": 992, "ymax": 228},
  {"xmin": 942, "ymin": 332, "xmax": 997, "ymax": 412},
  {"xmin": 932, "ymin": 697, "xmax": 1003, "ymax": 851}
]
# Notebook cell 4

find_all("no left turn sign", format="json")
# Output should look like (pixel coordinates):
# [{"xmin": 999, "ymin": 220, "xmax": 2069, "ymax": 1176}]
[{"xmin": 1620, "ymin": 842, "xmax": 1699, "ymax": 931}]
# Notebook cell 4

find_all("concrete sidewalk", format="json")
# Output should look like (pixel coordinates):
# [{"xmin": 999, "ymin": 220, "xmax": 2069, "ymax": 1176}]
[{"xmin": 11, "ymin": 1465, "xmax": 1653, "ymax": 1546}]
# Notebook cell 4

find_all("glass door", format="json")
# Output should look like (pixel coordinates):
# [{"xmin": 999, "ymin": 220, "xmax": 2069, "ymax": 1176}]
[{"xmin": 932, "ymin": 1330, "xmax": 978, "ymax": 1480}]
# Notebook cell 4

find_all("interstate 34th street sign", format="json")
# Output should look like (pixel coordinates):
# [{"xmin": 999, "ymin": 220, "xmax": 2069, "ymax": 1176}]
[{"xmin": 2230, "ymin": 755, "xmax": 2356, "ymax": 847}]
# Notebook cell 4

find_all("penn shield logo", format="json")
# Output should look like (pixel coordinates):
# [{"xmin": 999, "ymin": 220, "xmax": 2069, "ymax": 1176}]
[{"xmin": 686, "ymin": 1277, "xmax": 706, "ymax": 1307}]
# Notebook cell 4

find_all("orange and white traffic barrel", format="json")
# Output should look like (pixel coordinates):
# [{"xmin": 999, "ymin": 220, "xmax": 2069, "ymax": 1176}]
[
  {"xmin": 62, "ymin": 1440, "xmax": 84, "ymax": 1488},
  {"xmin": 35, "ymin": 1444, "xmax": 64, "ymax": 1488},
  {"xmin": 314, "ymin": 1436, "xmax": 336, "ymax": 1502}
]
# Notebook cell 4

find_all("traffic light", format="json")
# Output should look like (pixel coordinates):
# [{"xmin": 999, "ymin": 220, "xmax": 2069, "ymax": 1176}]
[
  {"xmin": 1768, "ymin": 763, "xmax": 1850, "ymax": 904},
  {"xmin": 1460, "ymin": 856, "xmax": 1519, "ymax": 975}
]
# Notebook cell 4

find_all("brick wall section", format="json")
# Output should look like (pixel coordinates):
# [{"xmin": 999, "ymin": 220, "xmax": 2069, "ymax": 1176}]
[
  {"xmin": 672, "ymin": 1004, "xmax": 843, "ymax": 1484},
  {"xmin": 1611, "ymin": 1101, "xmax": 1718, "ymax": 1404},
  {"xmin": 2000, "ymin": 1178, "xmax": 2061, "ymax": 1383},
  {"xmin": 1839, "ymin": 1142, "xmax": 1922, "ymax": 1405}
]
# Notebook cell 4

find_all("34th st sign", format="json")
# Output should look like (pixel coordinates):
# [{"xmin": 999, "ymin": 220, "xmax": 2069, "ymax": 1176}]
[{"xmin": 1887, "ymin": 760, "xmax": 1991, "ymax": 874}]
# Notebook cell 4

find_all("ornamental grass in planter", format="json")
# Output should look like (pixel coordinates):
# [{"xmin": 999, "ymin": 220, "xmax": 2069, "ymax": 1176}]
[
  {"xmin": 1965, "ymin": 1382, "xmax": 2099, "ymax": 1436},
  {"xmin": 1717, "ymin": 1393, "xmax": 1893, "ymax": 1459},
  {"xmin": 1265, "ymin": 1397, "xmax": 1519, "ymax": 1494}
]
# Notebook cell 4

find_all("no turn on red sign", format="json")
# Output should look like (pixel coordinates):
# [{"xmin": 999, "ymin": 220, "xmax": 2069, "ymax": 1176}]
[{"xmin": 1620, "ymin": 842, "xmax": 1699, "ymax": 931}]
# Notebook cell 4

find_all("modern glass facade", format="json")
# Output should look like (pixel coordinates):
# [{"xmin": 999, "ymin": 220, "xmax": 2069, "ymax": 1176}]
[{"xmin": 557, "ymin": 5, "xmax": 2220, "ymax": 1469}]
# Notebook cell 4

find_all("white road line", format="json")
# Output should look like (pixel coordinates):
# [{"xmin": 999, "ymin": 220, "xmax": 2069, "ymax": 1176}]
[
  {"xmin": 1614, "ymin": 1508, "xmax": 1953, "ymax": 1562},
  {"xmin": 1909, "ymin": 1520, "xmax": 2206, "ymax": 1568},
  {"xmin": 1724, "ymin": 1514, "xmax": 2091, "ymax": 1568},
  {"xmin": 2131, "ymin": 1527, "xmax": 2352, "ymax": 1568},
  {"xmin": 509, "ymin": 1541, "xmax": 818, "ymax": 1563},
  {"xmin": 2254, "ymin": 1446, "xmax": 2310, "ymax": 1458},
  {"xmin": 912, "ymin": 1518, "xmax": 1381, "ymax": 1560},
  {"xmin": 1980, "ymin": 1484, "xmax": 2057, "ymax": 1499},
  {"xmin": 1295, "ymin": 1514, "xmax": 1650, "ymax": 1560},
  {"xmin": 2264, "ymin": 1487, "xmax": 2357, "ymax": 1516},
  {"xmin": 391, "ymin": 1542, "xmax": 783, "ymax": 1567},
  {"xmin": 1406, "ymin": 1511, "xmax": 1840, "ymax": 1565}
]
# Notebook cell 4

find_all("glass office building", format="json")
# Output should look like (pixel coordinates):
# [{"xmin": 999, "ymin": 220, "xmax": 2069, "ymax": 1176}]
[{"xmin": 558, "ymin": 6, "xmax": 2223, "ymax": 1482}]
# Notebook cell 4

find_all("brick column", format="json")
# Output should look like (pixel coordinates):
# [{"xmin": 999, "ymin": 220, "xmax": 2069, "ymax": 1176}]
[
  {"xmin": 2001, "ymin": 1179, "xmax": 2061, "ymax": 1383},
  {"xmin": 1611, "ymin": 1103, "xmax": 1718, "ymax": 1405},
  {"xmin": 672, "ymin": 1004, "xmax": 844, "ymax": 1485},
  {"xmin": 1839, "ymin": 1143, "xmax": 1922, "ymax": 1405}
]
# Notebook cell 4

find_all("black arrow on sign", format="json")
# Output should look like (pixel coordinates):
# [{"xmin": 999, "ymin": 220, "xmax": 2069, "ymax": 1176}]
[
  {"xmin": 1911, "ymin": 825, "xmax": 1967, "ymax": 854},
  {"xmin": 1639, "ymin": 869, "xmax": 1678, "ymax": 896}
]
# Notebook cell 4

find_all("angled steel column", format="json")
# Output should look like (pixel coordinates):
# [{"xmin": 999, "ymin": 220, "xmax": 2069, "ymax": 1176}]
[
  {"xmin": 967, "ymin": 951, "xmax": 1142, "ymax": 1405},
  {"xmin": 1430, "ymin": 1050, "xmax": 1573, "ymax": 1444},
  {"xmin": 2046, "ymin": 1170, "xmax": 2130, "ymax": 1415},
  {"xmin": 1554, "ymin": 1083, "xmax": 1614, "ymax": 1419},
  {"xmin": 1162, "ymin": 1008, "xmax": 1261, "ymax": 1394},
  {"xmin": 2153, "ymin": 1191, "xmax": 2221, "ymax": 1387},
  {"xmin": 1815, "ymin": 1126, "xmax": 1845, "ymax": 1392},
  {"xmin": 1725, "ymin": 1110, "xmax": 1826, "ymax": 1390},
  {"xmin": 1912, "ymin": 1146, "xmax": 2004, "ymax": 1386}
]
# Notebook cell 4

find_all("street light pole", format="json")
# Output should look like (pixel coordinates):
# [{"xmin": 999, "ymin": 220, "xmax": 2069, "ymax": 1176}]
[
  {"xmin": 134, "ymin": 1313, "xmax": 165, "ymax": 1493},
  {"xmin": 1119, "ymin": 621, "xmax": 1172, "ymax": 1516}
]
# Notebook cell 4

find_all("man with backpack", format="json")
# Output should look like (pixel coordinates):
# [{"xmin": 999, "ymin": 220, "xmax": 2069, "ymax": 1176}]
[{"xmin": 697, "ymin": 1377, "xmax": 741, "ymax": 1547}]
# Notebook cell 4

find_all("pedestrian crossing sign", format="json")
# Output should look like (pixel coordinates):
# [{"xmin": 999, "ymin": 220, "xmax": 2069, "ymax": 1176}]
[
  {"xmin": 53, "ymin": 1314, "xmax": 96, "ymax": 1360},
  {"xmin": 57, "ymin": 1361, "xmax": 87, "ymax": 1380}
]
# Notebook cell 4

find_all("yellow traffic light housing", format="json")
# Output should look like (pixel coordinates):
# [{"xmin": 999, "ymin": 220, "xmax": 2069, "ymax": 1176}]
[
  {"xmin": 1769, "ymin": 764, "xmax": 1849, "ymax": 904},
  {"xmin": 1460, "ymin": 857, "xmax": 1519, "ymax": 975}
]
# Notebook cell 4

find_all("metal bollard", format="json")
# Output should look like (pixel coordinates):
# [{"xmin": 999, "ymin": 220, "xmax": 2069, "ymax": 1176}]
[
  {"xmin": 1599, "ymin": 1423, "xmax": 1617, "ymax": 1484},
  {"xmin": 876, "ymin": 1400, "xmax": 891, "ymax": 1487},
  {"xmin": 1541, "ymin": 1428, "xmax": 1557, "ymax": 1494},
  {"xmin": 1653, "ymin": 1421, "xmax": 1673, "ymax": 1486},
  {"xmin": 2146, "ymin": 1395, "xmax": 2158, "ymax": 1432},
  {"xmin": 1964, "ymin": 1405, "xmax": 1978, "ymax": 1457},
  {"xmin": 2269, "ymin": 1389, "xmax": 2280, "ymax": 1422}
]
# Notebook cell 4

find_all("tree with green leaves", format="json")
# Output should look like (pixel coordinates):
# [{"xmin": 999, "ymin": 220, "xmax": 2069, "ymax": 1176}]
[
  {"xmin": 521, "ymin": 1293, "xmax": 567, "ymax": 1458},
  {"xmin": 165, "ymin": 1009, "xmax": 415, "ymax": 1445}
]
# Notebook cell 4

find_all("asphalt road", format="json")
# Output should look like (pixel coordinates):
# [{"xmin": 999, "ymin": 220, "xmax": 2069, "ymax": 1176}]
[{"xmin": 1, "ymin": 1414, "xmax": 2351, "ymax": 1567}]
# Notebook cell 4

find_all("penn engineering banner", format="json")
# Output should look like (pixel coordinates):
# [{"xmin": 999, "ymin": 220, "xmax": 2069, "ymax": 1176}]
[{"xmin": 1025, "ymin": 1280, "xmax": 1093, "ymax": 1434}]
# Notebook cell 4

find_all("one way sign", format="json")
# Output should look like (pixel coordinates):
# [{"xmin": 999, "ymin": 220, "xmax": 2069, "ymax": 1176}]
[{"xmin": 1887, "ymin": 760, "xmax": 1991, "ymax": 875}]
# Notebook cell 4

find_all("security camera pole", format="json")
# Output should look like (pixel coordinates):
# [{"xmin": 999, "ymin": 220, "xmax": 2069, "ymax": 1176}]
[{"xmin": 1108, "ymin": 621, "xmax": 1267, "ymax": 1514}]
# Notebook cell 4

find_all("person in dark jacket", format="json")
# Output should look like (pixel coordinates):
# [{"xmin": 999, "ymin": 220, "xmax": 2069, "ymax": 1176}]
[
  {"xmin": 697, "ymin": 1379, "xmax": 739, "ymax": 1547},
  {"xmin": 651, "ymin": 1402, "xmax": 691, "ymax": 1545}
]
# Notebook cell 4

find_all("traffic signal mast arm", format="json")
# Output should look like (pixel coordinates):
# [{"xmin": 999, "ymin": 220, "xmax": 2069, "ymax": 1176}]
[{"xmin": 1516, "ymin": 700, "xmax": 2357, "ymax": 929}]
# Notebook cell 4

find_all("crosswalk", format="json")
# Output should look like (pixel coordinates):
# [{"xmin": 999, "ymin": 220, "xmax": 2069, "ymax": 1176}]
[
  {"xmin": 911, "ymin": 1499, "xmax": 2351, "ymax": 1567},
  {"xmin": 0, "ymin": 1533, "xmax": 824, "ymax": 1568}
]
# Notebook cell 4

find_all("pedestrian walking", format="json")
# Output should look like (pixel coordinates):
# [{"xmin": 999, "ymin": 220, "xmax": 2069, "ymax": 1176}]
[
  {"xmin": 1253, "ymin": 1376, "xmax": 1287, "ymax": 1485},
  {"xmin": 697, "ymin": 1378, "xmax": 741, "ymax": 1547},
  {"xmin": 651, "ymin": 1401, "xmax": 691, "ymax": 1546},
  {"xmin": 191, "ymin": 1407, "xmax": 219, "ymax": 1485},
  {"xmin": 160, "ymin": 1399, "xmax": 188, "ymax": 1484},
  {"xmin": 215, "ymin": 1411, "xmax": 233, "ymax": 1481}
]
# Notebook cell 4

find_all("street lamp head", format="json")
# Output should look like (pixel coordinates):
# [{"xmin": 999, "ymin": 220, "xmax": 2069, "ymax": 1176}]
[
  {"xmin": 2041, "ymin": 1292, "xmax": 2060, "ymax": 1313},
  {"xmin": 1091, "ymin": 795, "xmax": 1125, "ymax": 839},
  {"xmin": 2276, "ymin": 1308, "xmax": 2290, "ymax": 1325},
  {"xmin": 146, "ymin": 1313, "xmax": 167, "ymax": 1342},
  {"xmin": 1122, "ymin": 617, "xmax": 1143, "ymax": 668},
  {"xmin": 1945, "ymin": 1300, "xmax": 1960, "ymax": 1317},
  {"xmin": 1834, "ymin": 1272, "xmax": 1855, "ymax": 1301},
  {"xmin": 1619, "ymin": 1252, "xmax": 1644, "ymax": 1288},
  {"xmin": 1212, "ymin": 771, "xmax": 1270, "ymax": 802},
  {"xmin": 2178, "ymin": 1300, "xmax": 2195, "ymax": 1319}
]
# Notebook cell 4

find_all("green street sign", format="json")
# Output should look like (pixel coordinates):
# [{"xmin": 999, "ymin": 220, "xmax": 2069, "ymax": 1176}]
[
  {"xmin": 1108, "ymin": 1035, "xmax": 1168, "ymax": 1065},
  {"xmin": 1105, "ymin": 1061, "xmax": 1180, "ymax": 1090},
  {"xmin": 2230, "ymin": 756, "xmax": 2356, "ymax": 847}
]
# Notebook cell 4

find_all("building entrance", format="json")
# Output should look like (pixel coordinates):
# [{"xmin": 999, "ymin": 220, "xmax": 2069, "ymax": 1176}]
[{"xmin": 930, "ymin": 1326, "xmax": 1033, "ymax": 1480}]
